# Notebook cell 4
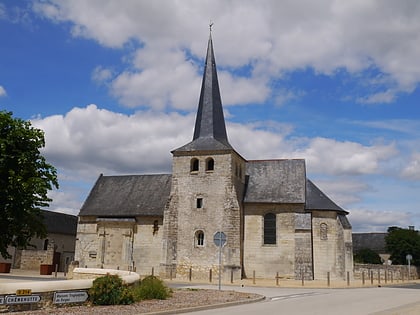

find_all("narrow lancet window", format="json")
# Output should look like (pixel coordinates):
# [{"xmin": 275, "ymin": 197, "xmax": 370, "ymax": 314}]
[
  {"xmin": 191, "ymin": 158, "xmax": 199, "ymax": 172},
  {"xmin": 195, "ymin": 230, "xmax": 205, "ymax": 246},
  {"xmin": 264, "ymin": 213, "xmax": 276, "ymax": 244},
  {"xmin": 206, "ymin": 158, "xmax": 214, "ymax": 171}
]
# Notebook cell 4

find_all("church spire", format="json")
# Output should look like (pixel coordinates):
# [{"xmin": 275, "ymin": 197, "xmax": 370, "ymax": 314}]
[
  {"xmin": 173, "ymin": 30, "xmax": 233, "ymax": 152},
  {"xmin": 193, "ymin": 32, "xmax": 229, "ymax": 144}
]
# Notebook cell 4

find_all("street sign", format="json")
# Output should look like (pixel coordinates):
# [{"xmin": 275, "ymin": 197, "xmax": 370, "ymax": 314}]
[
  {"xmin": 406, "ymin": 254, "xmax": 412, "ymax": 261},
  {"xmin": 213, "ymin": 231, "xmax": 227, "ymax": 247},
  {"xmin": 53, "ymin": 291, "xmax": 89, "ymax": 304},
  {"xmin": 16, "ymin": 289, "xmax": 32, "ymax": 296},
  {"xmin": 5, "ymin": 295, "xmax": 41, "ymax": 304}
]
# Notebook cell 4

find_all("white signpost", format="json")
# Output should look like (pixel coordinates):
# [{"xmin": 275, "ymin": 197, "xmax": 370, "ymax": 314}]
[
  {"xmin": 53, "ymin": 291, "xmax": 88, "ymax": 304},
  {"xmin": 406, "ymin": 254, "xmax": 412, "ymax": 280},
  {"xmin": 5, "ymin": 295, "xmax": 41, "ymax": 304}
]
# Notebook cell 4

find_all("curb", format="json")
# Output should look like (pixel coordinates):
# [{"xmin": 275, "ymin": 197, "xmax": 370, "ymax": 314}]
[{"xmin": 142, "ymin": 294, "xmax": 266, "ymax": 315}]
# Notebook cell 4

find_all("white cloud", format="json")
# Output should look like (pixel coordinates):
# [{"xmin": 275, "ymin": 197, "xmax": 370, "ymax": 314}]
[
  {"xmin": 298, "ymin": 137, "xmax": 397, "ymax": 176},
  {"xmin": 0, "ymin": 85, "xmax": 7, "ymax": 97},
  {"xmin": 349, "ymin": 208, "xmax": 412, "ymax": 232},
  {"xmin": 401, "ymin": 153, "xmax": 420, "ymax": 180},
  {"xmin": 110, "ymin": 47, "xmax": 200, "ymax": 110},
  {"xmin": 32, "ymin": 104, "xmax": 194, "ymax": 177},
  {"xmin": 91, "ymin": 66, "xmax": 113, "ymax": 84},
  {"xmin": 33, "ymin": 0, "xmax": 420, "ymax": 108}
]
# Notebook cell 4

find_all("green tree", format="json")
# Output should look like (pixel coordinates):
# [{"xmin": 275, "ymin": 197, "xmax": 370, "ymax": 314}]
[
  {"xmin": 385, "ymin": 226, "xmax": 420, "ymax": 265},
  {"xmin": 0, "ymin": 111, "xmax": 58, "ymax": 259},
  {"xmin": 354, "ymin": 248, "xmax": 383, "ymax": 264}
]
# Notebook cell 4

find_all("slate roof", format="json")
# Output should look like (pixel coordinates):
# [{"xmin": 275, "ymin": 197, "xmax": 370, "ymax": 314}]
[
  {"xmin": 79, "ymin": 174, "xmax": 172, "ymax": 217},
  {"xmin": 41, "ymin": 210, "xmax": 77, "ymax": 235},
  {"xmin": 305, "ymin": 179, "xmax": 347, "ymax": 213},
  {"xmin": 174, "ymin": 34, "xmax": 233, "ymax": 153},
  {"xmin": 244, "ymin": 159, "xmax": 306, "ymax": 204},
  {"xmin": 352, "ymin": 233, "xmax": 387, "ymax": 253}
]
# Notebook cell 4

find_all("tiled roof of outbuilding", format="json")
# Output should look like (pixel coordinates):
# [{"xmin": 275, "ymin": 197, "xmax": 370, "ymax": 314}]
[
  {"xmin": 41, "ymin": 210, "xmax": 77, "ymax": 235},
  {"xmin": 244, "ymin": 159, "xmax": 306, "ymax": 204},
  {"xmin": 79, "ymin": 174, "xmax": 171, "ymax": 217}
]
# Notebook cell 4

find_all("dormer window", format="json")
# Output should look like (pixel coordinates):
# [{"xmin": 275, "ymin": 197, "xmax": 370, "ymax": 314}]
[
  {"xmin": 206, "ymin": 158, "xmax": 214, "ymax": 171},
  {"xmin": 191, "ymin": 158, "xmax": 199, "ymax": 172}
]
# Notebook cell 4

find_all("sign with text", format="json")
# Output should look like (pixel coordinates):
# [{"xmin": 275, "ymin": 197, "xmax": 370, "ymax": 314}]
[
  {"xmin": 53, "ymin": 291, "xmax": 88, "ymax": 304},
  {"xmin": 16, "ymin": 289, "xmax": 32, "ymax": 296},
  {"xmin": 5, "ymin": 295, "xmax": 41, "ymax": 304},
  {"xmin": 0, "ymin": 296, "xmax": 4, "ymax": 305}
]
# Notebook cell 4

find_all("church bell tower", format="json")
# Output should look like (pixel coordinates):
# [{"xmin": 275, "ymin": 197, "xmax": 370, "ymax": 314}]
[{"xmin": 160, "ymin": 32, "xmax": 246, "ymax": 280}]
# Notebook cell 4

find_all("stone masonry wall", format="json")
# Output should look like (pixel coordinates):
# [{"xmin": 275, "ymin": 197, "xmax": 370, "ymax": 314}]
[
  {"xmin": 165, "ymin": 151, "xmax": 245, "ymax": 280},
  {"xmin": 312, "ymin": 211, "xmax": 352, "ymax": 280},
  {"xmin": 243, "ymin": 204, "xmax": 306, "ymax": 279},
  {"xmin": 20, "ymin": 243, "xmax": 54, "ymax": 270}
]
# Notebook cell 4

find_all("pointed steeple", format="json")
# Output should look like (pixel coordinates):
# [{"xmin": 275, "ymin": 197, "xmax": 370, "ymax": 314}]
[
  {"xmin": 173, "ymin": 32, "xmax": 233, "ymax": 153},
  {"xmin": 193, "ymin": 33, "xmax": 229, "ymax": 143}
]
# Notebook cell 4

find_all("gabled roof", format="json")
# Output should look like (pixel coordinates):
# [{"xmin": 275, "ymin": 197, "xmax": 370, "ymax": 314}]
[
  {"xmin": 352, "ymin": 233, "xmax": 386, "ymax": 253},
  {"xmin": 305, "ymin": 179, "xmax": 347, "ymax": 214},
  {"xmin": 79, "ymin": 174, "xmax": 171, "ymax": 217},
  {"xmin": 174, "ymin": 34, "xmax": 233, "ymax": 153},
  {"xmin": 41, "ymin": 210, "xmax": 77, "ymax": 235},
  {"xmin": 244, "ymin": 159, "xmax": 306, "ymax": 204}
]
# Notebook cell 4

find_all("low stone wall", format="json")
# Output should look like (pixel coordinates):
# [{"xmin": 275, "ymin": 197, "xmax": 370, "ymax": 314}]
[
  {"xmin": 20, "ymin": 248, "xmax": 54, "ymax": 270},
  {"xmin": 354, "ymin": 264, "xmax": 419, "ymax": 280}
]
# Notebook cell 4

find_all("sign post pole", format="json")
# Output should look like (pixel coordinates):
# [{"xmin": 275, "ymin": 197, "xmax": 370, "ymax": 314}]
[
  {"xmin": 213, "ymin": 231, "xmax": 226, "ymax": 291},
  {"xmin": 406, "ymin": 254, "xmax": 412, "ymax": 280}
]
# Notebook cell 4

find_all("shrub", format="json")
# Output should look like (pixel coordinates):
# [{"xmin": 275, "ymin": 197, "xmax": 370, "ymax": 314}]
[
  {"xmin": 133, "ymin": 275, "xmax": 172, "ymax": 301},
  {"xmin": 89, "ymin": 274, "xmax": 134, "ymax": 305},
  {"xmin": 354, "ymin": 248, "xmax": 383, "ymax": 264}
]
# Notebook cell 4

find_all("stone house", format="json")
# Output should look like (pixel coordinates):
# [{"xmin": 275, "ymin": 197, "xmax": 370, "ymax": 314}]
[
  {"xmin": 0, "ymin": 210, "xmax": 77, "ymax": 272},
  {"xmin": 75, "ymin": 34, "xmax": 353, "ymax": 280}
]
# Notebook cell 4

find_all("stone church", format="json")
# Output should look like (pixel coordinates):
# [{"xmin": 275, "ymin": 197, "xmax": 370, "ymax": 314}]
[{"xmin": 75, "ymin": 34, "xmax": 353, "ymax": 281}]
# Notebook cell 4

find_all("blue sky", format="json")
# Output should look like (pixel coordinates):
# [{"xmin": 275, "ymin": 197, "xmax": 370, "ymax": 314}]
[{"xmin": 1, "ymin": 0, "xmax": 420, "ymax": 232}]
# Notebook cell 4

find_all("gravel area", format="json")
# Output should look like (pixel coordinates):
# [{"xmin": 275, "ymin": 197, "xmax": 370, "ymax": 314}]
[{"xmin": 8, "ymin": 289, "xmax": 263, "ymax": 315}]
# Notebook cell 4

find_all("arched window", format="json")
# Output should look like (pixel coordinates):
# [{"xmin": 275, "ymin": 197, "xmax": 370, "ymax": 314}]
[
  {"xmin": 320, "ymin": 223, "xmax": 328, "ymax": 240},
  {"xmin": 190, "ymin": 158, "xmax": 199, "ymax": 172},
  {"xmin": 195, "ymin": 230, "xmax": 205, "ymax": 246},
  {"xmin": 264, "ymin": 213, "xmax": 276, "ymax": 244},
  {"xmin": 206, "ymin": 157, "xmax": 214, "ymax": 171}
]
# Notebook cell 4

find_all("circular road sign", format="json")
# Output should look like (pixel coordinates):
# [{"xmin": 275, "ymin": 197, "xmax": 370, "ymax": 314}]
[{"xmin": 213, "ymin": 231, "xmax": 227, "ymax": 247}]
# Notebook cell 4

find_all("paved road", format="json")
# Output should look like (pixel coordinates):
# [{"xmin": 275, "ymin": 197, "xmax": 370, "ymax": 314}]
[{"xmin": 174, "ymin": 284, "xmax": 420, "ymax": 315}]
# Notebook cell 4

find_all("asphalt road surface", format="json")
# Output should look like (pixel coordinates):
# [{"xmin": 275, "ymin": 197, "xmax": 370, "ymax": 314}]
[{"xmin": 177, "ymin": 284, "xmax": 420, "ymax": 315}]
